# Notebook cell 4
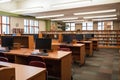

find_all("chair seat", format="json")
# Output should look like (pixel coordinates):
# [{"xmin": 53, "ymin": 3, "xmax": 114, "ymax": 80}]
[{"xmin": 0, "ymin": 57, "xmax": 8, "ymax": 62}]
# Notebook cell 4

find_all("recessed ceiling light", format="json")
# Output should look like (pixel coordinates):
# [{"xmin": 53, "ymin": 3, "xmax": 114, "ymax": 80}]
[{"xmin": 74, "ymin": 9, "xmax": 116, "ymax": 15}]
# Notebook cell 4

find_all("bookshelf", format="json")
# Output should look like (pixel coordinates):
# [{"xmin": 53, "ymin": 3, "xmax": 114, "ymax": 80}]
[
  {"xmin": 94, "ymin": 30, "xmax": 120, "ymax": 48},
  {"xmin": 40, "ymin": 30, "xmax": 120, "ymax": 48}
]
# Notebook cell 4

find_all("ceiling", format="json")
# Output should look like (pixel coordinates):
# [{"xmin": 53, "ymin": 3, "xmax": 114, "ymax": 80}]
[{"xmin": 0, "ymin": 0, "xmax": 120, "ymax": 22}]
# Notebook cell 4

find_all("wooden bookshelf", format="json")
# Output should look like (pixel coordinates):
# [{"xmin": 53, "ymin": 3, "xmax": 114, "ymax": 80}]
[
  {"xmin": 93, "ymin": 30, "xmax": 120, "ymax": 48},
  {"xmin": 41, "ymin": 30, "xmax": 120, "ymax": 48}
]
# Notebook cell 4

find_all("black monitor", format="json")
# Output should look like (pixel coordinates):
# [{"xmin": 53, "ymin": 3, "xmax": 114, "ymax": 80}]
[
  {"xmin": 1, "ymin": 36, "xmax": 14, "ymax": 50},
  {"xmin": 85, "ymin": 34, "xmax": 93, "ymax": 39},
  {"xmin": 33, "ymin": 34, "xmax": 38, "ymax": 42},
  {"xmin": 91, "ymin": 34, "xmax": 94, "ymax": 38},
  {"xmin": 76, "ymin": 34, "xmax": 83, "ymax": 41},
  {"xmin": 43, "ymin": 34, "xmax": 50, "ymax": 38},
  {"xmin": 35, "ymin": 38, "xmax": 52, "ymax": 53},
  {"xmin": 62, "ymin": 34, "xmax": 73, "ymax": 44}
]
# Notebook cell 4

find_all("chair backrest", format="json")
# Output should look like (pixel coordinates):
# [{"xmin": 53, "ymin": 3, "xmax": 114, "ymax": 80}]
[
  {"xmin": 28, "ymin": 55, "xmax": 45, "ymax": 63},
  {"xmin": 29, "ymin": 61, "xmax": 46, "ymax": 68},
  {"xmin": 0, "ymin": 57, "xmax": 8, "ymax": 62},
  {"xmin": 58, "ymin": 48, "xmax": 71, "ymax": 51},
  {"xmin": 29, "ymin": 61, "xmax": 48, "ymax": 80},
  {"xmin": 0, "ymin": 53, "xmax": 6, "ymax": 57}
]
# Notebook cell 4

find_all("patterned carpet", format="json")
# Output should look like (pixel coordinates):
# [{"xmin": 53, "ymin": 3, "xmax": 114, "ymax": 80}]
[{"xmin": 72, "ymin": 48, "xmax": 120, "ymax": 80}]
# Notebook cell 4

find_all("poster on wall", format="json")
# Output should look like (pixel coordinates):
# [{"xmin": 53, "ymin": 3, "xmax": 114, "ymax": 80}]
[{"xmin": 51, "ymin": 21, "xmax": 57, "ymax": 31}]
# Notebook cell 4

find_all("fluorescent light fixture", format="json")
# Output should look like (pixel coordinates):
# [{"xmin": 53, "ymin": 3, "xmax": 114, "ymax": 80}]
[
  {"xmin": 0, "ymin": 0, "xmax": 11, "ymax": 3},
  {"xmin": 74, "ymin": 9, "xmax": 116, "ymax": 15},
  {"xmin": 63, "ymin": 20, "xmax": 84, "ymax": 22},
  {"xmin": 52, "ymin": 0, "xmax": 91, "ymax": 7},
  {"xmin": 10, "ymin": 6, "xmax": 43, "ymax": 13},
  {"xmin": 36, "ymin": 14, "xmax": 64, "ymax": 18},
  {"xmin": 51, "ymin": 17, "xmax": 78, "ymax": 21},
  {"xmin": 92, "ymin": 18, "xmax": 117, "ymax": 21},
  {"xmin": 84, "ymin": 15, "xmax": 116, "ymax": 19}
]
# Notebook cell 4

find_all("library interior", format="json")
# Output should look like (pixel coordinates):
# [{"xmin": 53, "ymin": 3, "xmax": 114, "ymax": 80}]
[{"xmin": 0, "ymin": 0, "xmax": 120, "ymax": 80}]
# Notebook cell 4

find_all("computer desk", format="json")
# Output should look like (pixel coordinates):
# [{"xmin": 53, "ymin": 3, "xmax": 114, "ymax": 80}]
[
  {"xmin": 0, "ymin": 61, "xmax": 46, "ymax": 80},
  {"xmin": 4, "ymin": 48, "xmax": 72, "ymax": 80},
  {"xmin": 52, "ymin": 43, "xmax": 85, "ymax": 66},
  {"xmin": 77, "ymin": 41, "xmax": 93, "ymax": 56},
  {"xmin": 90, "ymin": 38, "xmax": 99, "ymax": 50}
]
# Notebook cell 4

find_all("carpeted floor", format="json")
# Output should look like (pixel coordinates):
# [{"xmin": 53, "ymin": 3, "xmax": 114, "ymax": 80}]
[{"xmin": 72, "ymin": 48, "xmax": 120, "ymax": 80}]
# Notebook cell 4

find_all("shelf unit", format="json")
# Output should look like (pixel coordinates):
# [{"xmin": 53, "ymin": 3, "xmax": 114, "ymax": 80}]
[
  {"xmin": 40, "ymin": 30, "xmax": 120, "ymax": 48},
  {"xmin": 0, "ymin": 35, "xmax": 34, "ymax": 49},
  {"xmin": 93, "ymin": 30, "xmax": 120, "ymax": 48}
]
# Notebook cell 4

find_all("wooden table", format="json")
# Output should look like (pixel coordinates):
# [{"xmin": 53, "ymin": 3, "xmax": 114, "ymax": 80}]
[
  {"xmin": 0, "ymin": 61, "xmax": 46, "ymax": 80},
  {"xmin": 4, "ymin": 48, "xmax": 72, "ymax": 80},
  {"xmin": 77, "ymin": 41, "xmax": 93, "ymax": 56},
  {"xmin": 52, "ymin": 43, "xmax": 85, "ymax": 65}
]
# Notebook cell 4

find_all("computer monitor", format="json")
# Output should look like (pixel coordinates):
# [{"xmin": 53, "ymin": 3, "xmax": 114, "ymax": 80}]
[
  {"xmin": 42, "ymin": 34, "xmax": 50, "ymax": 38},
  {"xmin": 85, "ymin": 34, "xmax": 93, "ymax": 39},
  {"xmin": 76, "ymin": 34, "xmax": 83, "ymax": 41},
  {"xmin": 91, "ymin": 34, "xmax": 94, "ymax": 38},
  {"xmin": 33, "ymin": 34, "xmax": 38, "ymax": 42},
  {"xmin": 62, "ymin": 34, "xmax": 73, "ymax": 44},
  {"xmin": 1, "ymin": 36, "xmax": 14, "ymax": 50},
  {"xmin": 35, "ymin": 38, "xmax": 52, "ymax": 53}
]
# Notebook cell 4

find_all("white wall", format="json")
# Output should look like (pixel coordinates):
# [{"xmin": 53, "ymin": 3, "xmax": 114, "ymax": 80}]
[
  {"xmin": 10, "ymin": 17, "xmax": 46, "ymax": 33},
  {"xmin": 75, "ymin": 23, "xmax": 82, "ymax": 31},
  {"xmin": 39, "ymin": 20, "xmax": 46, "ymax": 31},
  {"xmin": 10, "ymin": 17, "xmax": 24, "ymax": 33}
]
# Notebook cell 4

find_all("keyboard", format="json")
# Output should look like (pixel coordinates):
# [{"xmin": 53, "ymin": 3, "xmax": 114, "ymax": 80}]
[
  {"xmin": 0, "ymin": 48, "xmax": 9, "ymax": 52},
  {"xmin": 31, "ymin": 52, "xmax": 48, "ymax": 56}
]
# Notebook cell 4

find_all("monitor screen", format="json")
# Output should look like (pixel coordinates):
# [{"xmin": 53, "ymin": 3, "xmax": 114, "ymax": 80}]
[
  {"xmin": 35, "ymin": 38, "xmax": 52, "ymax": 53},
  {"xmin": 33, "ymin": 34, "xmax": 38, "ymax": 42},
  {"xmin": 85, "ymin": 34, "xmax": 93, "ymax": 39},
  {"xmin": 62, "ymin": 34, "xmax": 73, "ymax": 44},
  {"xmin": 42, "ymin": 34, "xmax": 50, "ymax": 38},
  {"xmin": 1, "ymin": 36, "xmax": 14, "ymax": 50},
  {"xmin": 76, "ymin": 34, "xmax": 83, "ymax": 41}
]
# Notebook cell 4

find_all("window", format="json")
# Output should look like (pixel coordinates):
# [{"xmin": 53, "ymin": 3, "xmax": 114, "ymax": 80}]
[
  {"xmin": 82, "ymin": 22, "xmax": 93, "ymax": 30},
  {"xmin": 98, "ymin": 21, "xmax": 113, "ymax": 30},
  {"xmin": 24, "ymin": 19, "xmax": 29, "ymax": 34},
  {"xmin": 82, "ymin": 22, "xmax": 87, "ymax": 30},
  {"xmin": 0, "ymin": 16, "xmax": 10, "ymax": 34},
  {"xmin": 65, "ymin": 23, "xmax": 75, "ymax": 31},
  {"xmin": 98, "ymin": 22, "xmax": 104, "ymax": 30},
  {"xmin": 24, "ymin": 19, "xmax": 39, "ymax": 34}
]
